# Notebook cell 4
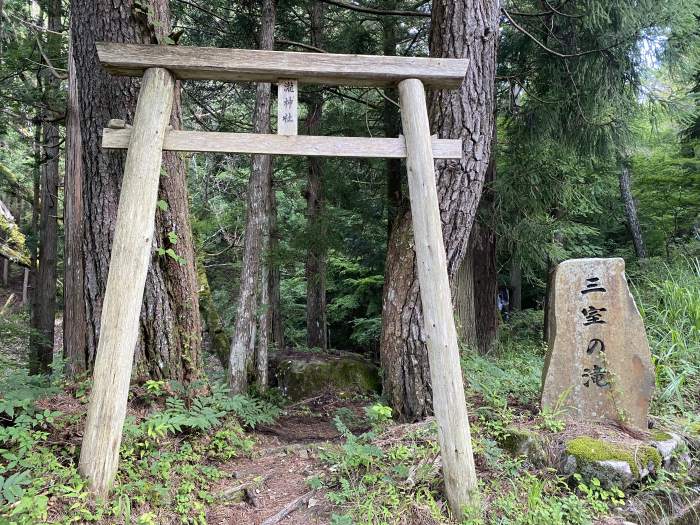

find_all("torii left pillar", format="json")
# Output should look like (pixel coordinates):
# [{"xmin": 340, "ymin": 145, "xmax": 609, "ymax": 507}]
[{"xmin": 79, "ymin": 67, "xmax": 174, "ymax": 495}]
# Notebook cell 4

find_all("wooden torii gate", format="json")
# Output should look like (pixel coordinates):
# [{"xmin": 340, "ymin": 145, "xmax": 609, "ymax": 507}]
[{"xmin": 80, "ymin": 42, "xmax": 478, "ymax": 517}]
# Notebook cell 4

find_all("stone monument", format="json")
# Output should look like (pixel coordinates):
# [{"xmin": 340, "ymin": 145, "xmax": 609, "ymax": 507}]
[{"xmin": 541, "ymin": 257, "xmax": 655, "ymax": 429}]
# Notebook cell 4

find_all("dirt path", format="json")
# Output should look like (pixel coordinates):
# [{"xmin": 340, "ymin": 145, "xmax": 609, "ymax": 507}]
[{"xmin": 208, "ymin": 393, "xmax": 366, "ymax": 524}]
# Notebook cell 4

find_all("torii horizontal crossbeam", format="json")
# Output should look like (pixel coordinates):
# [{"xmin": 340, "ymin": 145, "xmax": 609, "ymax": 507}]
[
  {"xmin": 96, "ymin": 43, "xmax": 468, "ymax": 88},
  {"xmin": 102, "ymin": 128, "xmax": 462, "ymax": 159}
]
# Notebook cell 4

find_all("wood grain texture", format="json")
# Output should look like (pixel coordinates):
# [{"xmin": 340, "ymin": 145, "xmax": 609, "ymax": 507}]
[
  {"xmin": 277, "ymin": 79, "xmax": 298, "ymax": 135},
  {"xmin": 79, "ymin": 68, "xmax": 175, "ymax": 496},
  {"xmin": 398, "ymin": 78, "xmax": 479, "ymax": 517},
  {"xmin": 96, "ymin": 42, "xmax": 468, "ymax": 88},
  {"xmin": 102, "ymin": 129, "xmax": 462, "ymax": 159}
]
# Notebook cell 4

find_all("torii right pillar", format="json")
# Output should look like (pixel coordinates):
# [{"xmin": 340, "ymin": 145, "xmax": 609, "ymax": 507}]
[{"xmin": 398, "ymin": 78, "xmax": 479, "ymax": 517}]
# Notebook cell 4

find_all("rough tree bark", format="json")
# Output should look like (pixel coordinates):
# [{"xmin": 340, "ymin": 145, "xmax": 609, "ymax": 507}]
[
  {"xmin": 455, "ymin": 131, "xmax": 498, "ymax": 354},
  {"xmin": 229, "ymin": 0, "xmax": 276, "ymax": 394},
  {"xmin": 382, "ymin": 1, "xmax": 403, "ymax": 235},
  {"xmin": 63, "ymin": 40, "xmax": 88, "ymax": 376},
  {"xmin": 67, "ymin": 0, "xmax": 202, "ymax": 382},
  {"xmin": 380, "ymin": 0, "xmax": 499, "ymax": 420},
  {"xmin": 305, "ymin": 0, "xmax": 328, "ymax": 351},
  {"xmin": 269, "ymin": 189, "xmax": 284, "ymax": 352},
  {"xmin": 29, "ymin": 0, "xmax": 61, "ymax": 375},
  {"xmin": 619, "ymin": 160, "xmax": 647, "ymax": 259}
]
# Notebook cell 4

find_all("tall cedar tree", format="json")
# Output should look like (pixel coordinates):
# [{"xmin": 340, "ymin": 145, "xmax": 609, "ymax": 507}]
[
  {"xmin": 29, "ymin": 0, "xmax": 61, "ymax": 374},
  {"xmin": 380, "ymin": 0, "xmax": 499, "ymax": 420},
  {"xmin": 305, "ymin": 0, "xmax": 328, "ymax": 351},
  {"xmin": 66, "ymin": 0, "xmax": 202, "ymax": 382},
  {"xmin": 229, "ymin": 0, "xmax": 276, "ymax": 393}
]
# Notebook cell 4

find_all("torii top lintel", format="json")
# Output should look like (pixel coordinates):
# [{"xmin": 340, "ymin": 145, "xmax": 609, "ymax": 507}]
[{"xmin": 96, "ymin": 43, "xmax": 468, "ymax": 89}]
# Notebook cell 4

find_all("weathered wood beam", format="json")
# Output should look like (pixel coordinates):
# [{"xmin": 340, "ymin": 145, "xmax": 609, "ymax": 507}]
[
  {"xmin": 96, "ymin": 42, "xmax": 468, "ymax": 88},
  {"xmin": 102, "ymin": 129, "xmax": 462, "ymax": 159},
  {"xmin": 398, "ymin": 78, "xmax": 479, "ymax": 518},
  {"xmin": 79, "ymin": 67, "xmax": 175, "ymax": 496}
]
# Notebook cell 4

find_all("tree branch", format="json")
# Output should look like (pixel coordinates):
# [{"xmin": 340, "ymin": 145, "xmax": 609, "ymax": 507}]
[
  {"xmin": 275, "ymin": 39, "xmax": 327, "ymax": 53},
  {"xmin": 172, "ymin": 0, "xmax": 230, "ymax": 23},
  {"xmin": 543, "ymin": 0, "xmax": 582, "ymax": 18},
  {"xmin": 501, "ymin": 8, "xmax": 624, "ymax": 59},
  {"xmin": 318, "ymin": 0, "xmax": 430, "ymax": 18},
  {"xmin": 36, "ymin": 37, "xmax": 68, "ymax": 80}
]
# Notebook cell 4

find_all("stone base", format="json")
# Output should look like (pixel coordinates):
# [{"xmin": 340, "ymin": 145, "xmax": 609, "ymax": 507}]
[{"xmin": 271, "ymin": 350, "xmax": 381, "ymax": 401}]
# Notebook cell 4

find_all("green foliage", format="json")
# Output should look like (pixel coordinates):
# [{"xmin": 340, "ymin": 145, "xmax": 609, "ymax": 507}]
[
  {"xmin": 631, "ymin": 253, "xmax": 700, "ymax": 413},
  {"xmin": 487, "ymin": 475, "xmax": 594, "ymax": 525},
  {"xmin": 364, "ymin": 403, "xmax": 392, "ymax": 430},
  {"xmin": 573, "ymin": 474, "xmax": 626, "ymax": 513},
  {"xmin": 320, "ymin": 419, "xmax": 445, "ymax": 525}
]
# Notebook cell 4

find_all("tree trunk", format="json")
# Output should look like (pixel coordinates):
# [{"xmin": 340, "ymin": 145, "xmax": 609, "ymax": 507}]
[
  {"xmin": 382, "ymin": 3, "xmax": 402, "ymax": 235},
  {"xmin": 619, "ymin": 161, "xmax": 647, "ymax": 258},
  {"xmin": 64, "ymin": 39, "xmax": 88, "ymax": 377},
  {"xmin": 380, "ymin": 0, "xmax": 499, "ymax": 421},
  {"xmin": 68, "ymin": 0, "xmax": 202, "ymax": 382},
  {"xmin": 228, "ymin": 0, "xmax": 276, "ymax": 394},
  {"xmin": 29, "ymin": 0, "xmax": 61, "ymax": 375},
  {"xmin": 468, "ymin": 130, "xmax": 498, "ymax": 354},
  {"xmin": 510, "ymin": 260, "xmax": 522, "ymax": 311},
  {"xmin": 269, "ymin": 186, "xmax": 284, "ymax": 352},
  {"xmin": 305, "ymin": 0, "xmax": 327, "ymax": 351},
  {"xmin": 470, "ymin": 222, "xmax": 497, "ymax": 353},
  {"xmin": 197, "ymin": 259, "xmax": 230, "ymax": 367},
  {"xmin": 2, "ymin": 258, "xmax": 7, "ymax": 286},
  {"xmin": 454, "ymin": 250, "xmax": 476, "ymax": 346},
  {"xmin": 454, "ymin": 126, "xmax": 498, "ymax": 354}
]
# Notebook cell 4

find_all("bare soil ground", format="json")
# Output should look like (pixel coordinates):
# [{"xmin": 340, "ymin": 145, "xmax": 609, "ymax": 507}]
[{"xmin": 208, "ymin": 393, "xmax": 370, "ymax": 524}]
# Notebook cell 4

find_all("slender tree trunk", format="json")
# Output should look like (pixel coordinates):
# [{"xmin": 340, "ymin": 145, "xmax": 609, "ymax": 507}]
[
  {"xmin": 454, "ymin": 126, "xmax": 498, "ymax": 354},
  {"xmin": 305, "ymin": 0, "xmax": 327, "ymax": 351},
  {"xmin": 69, "ymin": 0, "xmax": 202, "ymax": 382},
  {"xmin": 2, "ymin": 258, "xmax": 7, "ymax": 286},
  {"xmin": 29, "ymin": 120, "xmax": 40, "ymax": 346},
  {"xmin": 64, "ymin": 40, "xmax": 88, "ymax": 377},
  {"xmin": 619, "ymin": 160, "xmax": 647, "ymax": 258},
  {"xmin": 22, "ymin": 268, "xmax": 29, "ymax": 305},
  {"xmin": 510, "ymin": 260, "xmax": 522, "ymax": 311},
  {"xmin": 269, "ymin": 187, "xmax": 284, "ymax": 352},
  {"xmin": 380, "ymin": 0, "xmax": 499, "ymax": 420},
  {"xmin": 197, "ymin": 259, "xmax": 230, "ymax": 367},
  {"xmin": 382, "ymin": 4, "xmax": 402, "ymax": 235},
  {"xmin": 256, "ymin": 207, "xmax": 271, "ymax": 390},
  {"xmin": 29, "ymin": 0, "xmax": 61, "ymax": 375},
  {"xmin": 229, "ymin": 0, "xmax": 276, "ymax": 394},
  {"xmin": 470, "ymin": 223, "xmax": 497, "ymax": 353}
]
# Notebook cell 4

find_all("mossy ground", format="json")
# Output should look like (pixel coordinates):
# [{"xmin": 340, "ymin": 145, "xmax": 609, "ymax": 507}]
[
  {"xmin": 650, "ymin": 430, "xmax": 673, "ymax": 441},
  {"xmin": 566, "ymin": 436, "xmax": 662, "ymax": 478}
]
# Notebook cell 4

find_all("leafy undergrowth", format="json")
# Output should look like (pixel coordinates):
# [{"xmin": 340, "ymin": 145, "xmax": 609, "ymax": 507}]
[
  {"xmin": 0, "ymin": 374, "xmax": 279, "ymax": 524},
  {"xmin": 0, "ymin": 353, "xmax": 697, "ymax": 525},
  {"xmin": 2, "ymin": 254, "xmax": 700, "ymax": 524}
]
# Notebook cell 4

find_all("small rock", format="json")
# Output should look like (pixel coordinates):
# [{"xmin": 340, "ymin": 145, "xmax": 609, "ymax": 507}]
[
  {"xmin": 498, "ymin": 427, "xmax": 548, "ymax": 467},
  {"xmin": 563, "ymin": 436, "xmax": 662, "ymax": 489}
]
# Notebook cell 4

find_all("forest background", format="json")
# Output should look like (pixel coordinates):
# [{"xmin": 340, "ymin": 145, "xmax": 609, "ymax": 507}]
[{"xmin": 1, "ymin": 0, "xmax": 700, "ymax": 523}]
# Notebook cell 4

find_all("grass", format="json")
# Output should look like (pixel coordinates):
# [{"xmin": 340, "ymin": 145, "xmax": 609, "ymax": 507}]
[
  {"xmin": 2, "ymin": 248, "xmax": 699, "ymax": 524},
  {"xmin": 631, "ymin": 253, "xmax": 700, "ymax": 415}
]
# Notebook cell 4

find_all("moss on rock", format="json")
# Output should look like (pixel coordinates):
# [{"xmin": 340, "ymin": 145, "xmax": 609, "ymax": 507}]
[
  {"xmin": 498, "ymin": 427, "xmax": 548, "ymax": 467},
  {"xmin": 651, "ymin": 430, "xmax": 673, "ymax": 442},
  {"xmin": 690, "ymin": 422, "xmax": 700, "ymax": 436},
  {"xmin": 566, "ymin": 436, "xmax": 662, "ymax": 479},
  {"xmin": 0, "ymin": 214, "xmax": 30, "ymax": 266},
  {"xmin": 274, "ymin": 351, "xmax": 380, "ymax": 400}
]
